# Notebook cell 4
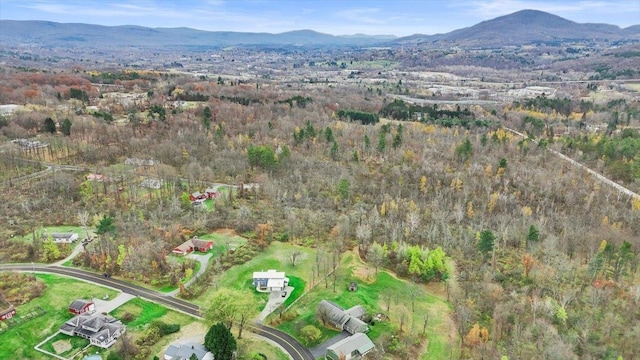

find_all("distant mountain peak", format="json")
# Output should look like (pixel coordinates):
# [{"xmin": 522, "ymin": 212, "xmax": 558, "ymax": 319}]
[{"xmin": 393, "ymin": 9, "xmax": 636, "ymax": 47}]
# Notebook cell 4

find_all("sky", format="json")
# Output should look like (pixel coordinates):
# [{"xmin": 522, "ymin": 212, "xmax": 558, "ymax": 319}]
[{"xmin": 1, "ymin": 0, "xmax": 639, "ymax": 36}]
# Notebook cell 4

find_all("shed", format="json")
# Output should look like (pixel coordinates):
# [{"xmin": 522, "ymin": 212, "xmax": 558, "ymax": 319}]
[{"xmin": 69, "ymin": 299, "xmax": 96, "ymax": 315}]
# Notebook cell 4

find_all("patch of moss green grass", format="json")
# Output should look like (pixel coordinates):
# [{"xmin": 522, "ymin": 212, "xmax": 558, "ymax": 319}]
[
  {"xmin": 111, "ymin": 298, "xmax": 167, "ymax": 330},
  {"xmin": 191, "ymin": 241, "xmax": 314, "ymax": 308}
]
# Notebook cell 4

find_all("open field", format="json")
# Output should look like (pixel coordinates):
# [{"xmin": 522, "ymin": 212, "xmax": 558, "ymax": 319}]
[
  {"xmin": 273, "ymin": 250, "xmax": 457, "ymax": 357},
  {"xmin": 0, "ymin": 274, "xmax": 118, "ymax": 360},
  {"xmin": 191, "ymin": 241, "xmax": 317, "ymax": 309}
]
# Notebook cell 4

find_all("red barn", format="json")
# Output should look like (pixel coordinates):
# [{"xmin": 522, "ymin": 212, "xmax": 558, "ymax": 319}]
[
  {"xmin": 172, "ymin": 237, "xmax": 214, "ymax": 256},
  {"xmin": 205, "ymin": 188, "xmax": 220, "ymax": 199},
  {"xmin": 0, "ymin": 306, "xmax": 16, "ymax": 321},
  {"xmin": 69, "ymin": 299, "xmax": 95, "ymax": 315},
  {"xmin": 189, "ymin": 191, "xmax": 207, "ymax": 202}
]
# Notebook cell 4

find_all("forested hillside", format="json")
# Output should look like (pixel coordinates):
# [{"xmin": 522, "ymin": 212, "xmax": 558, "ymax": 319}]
[{"xmin": 0, "ymin": 68, "xmax": 639, "ymax": 359}]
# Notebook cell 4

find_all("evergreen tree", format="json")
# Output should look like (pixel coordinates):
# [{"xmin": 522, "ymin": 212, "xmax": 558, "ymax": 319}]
[
  {"xmin": 478, "ymin": 230, "xmax": 496, "ymax": 255},
  {"xmin": 455, "ymin": 138, "xmax": 473, "ymax": 161},
  {"xmin": 527, "ymin": 225, "xmax": 540, "ymax": 242},
  {"xmin": 377, "ymin": 130, "xmax": 386, "ymax": 153},
  {"xmin": 96, "ymin": 215, "xmax": 116, "ymax": 236},
  {"xmin": 203, "ymin": 106, "xmax": 212, "ymax": 129},
  {"xmin": 330, "ymin": 141, "xmax": 339, "ymax": 160},
  {"xmin": 44, "ymin": 117, "xmax": 56, "ymax": 134},
  {"xmin": 325, "ymin": 127, "xmax": 334, "ymax": 143},
  {"xmin": 204, "ymin": 322, "xmax": 237, "ymax": 360},
  {"xmin": 61, "ymin": 118, "xmax": 72, "ymax": 136}
]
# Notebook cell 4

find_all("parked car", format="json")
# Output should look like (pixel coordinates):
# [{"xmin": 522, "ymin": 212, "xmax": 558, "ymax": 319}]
[{"xmin": 281, "ymin": 291, "xmax": 287, "ymax": 297}]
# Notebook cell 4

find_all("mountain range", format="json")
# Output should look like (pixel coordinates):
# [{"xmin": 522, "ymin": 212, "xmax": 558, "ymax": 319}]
[{"xmin": 0, "ymin": 10, "xmax": 638, "ymax": 50}]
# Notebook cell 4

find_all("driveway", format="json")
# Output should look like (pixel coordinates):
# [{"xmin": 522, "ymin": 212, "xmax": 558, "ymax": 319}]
[
  {"xmin": 167, "ymin": 252, "xmax": 213, "ymax": 297},
  {"xmin": 93, "ymin": 292, "xmax": 136, "ymax": 313},
  {"xmin": 309, "ymin": 331, "xmax": 351, "ymax": 359},
  {"xmin": 257, "ymin": 286, "xmax": 293, "ymax": 322}
]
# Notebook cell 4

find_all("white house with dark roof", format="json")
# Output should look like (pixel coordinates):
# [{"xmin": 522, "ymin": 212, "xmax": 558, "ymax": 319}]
[
  {"xmin": 252, "ymin": 269, "xmax": 289, "ymax": 292},
  {"xmin": 59, "ymin": 313, "xmax": 126, "ymax": 348}
]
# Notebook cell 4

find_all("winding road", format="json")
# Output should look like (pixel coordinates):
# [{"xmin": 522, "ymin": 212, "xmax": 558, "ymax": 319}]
[{"xmin": 0, "ymin": 264, "xmax": 314, "ymax": 360}]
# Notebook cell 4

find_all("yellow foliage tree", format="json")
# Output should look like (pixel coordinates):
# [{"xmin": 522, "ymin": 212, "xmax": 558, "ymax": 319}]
[
  {"xmin": 419, "ymin": 175, "xmax": 427, "ymax": 194},
  {"xmin": 467, "ymin": 201, "xmax": 474, "ymax": 219},
  {"xmin": 487, "ymin": 192, "xmax": 499, "ymax": 213}
]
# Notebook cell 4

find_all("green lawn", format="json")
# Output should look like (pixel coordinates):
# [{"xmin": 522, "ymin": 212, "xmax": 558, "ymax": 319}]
[
  {"xmin": 0, "ymin": 274, "xmax": 118, "ymax": 360},
  {"xmin": 39, "ymin": 332, "xmax": 89, "ymax": 358},
  {"xmin": 238, "ymin": 335, "xmax": 290, "ymax": 360},
  {"xmin": 191, "ymin": 241, "xmax": 317, "ymax": 308},
  {"xmin": 198, "ymin": 231, "xmax": 248, "ymax": 253},
  {"xmin": 274, "ymin": 251, "xmax": 456, "ymax": 357},
  {"xmin": 111, "ymin": 297, "xmax": 168, "ymax": 330}
]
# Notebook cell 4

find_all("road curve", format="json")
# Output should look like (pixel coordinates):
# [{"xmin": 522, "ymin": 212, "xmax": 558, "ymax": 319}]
[
  {"xmin": 0, "ymin": 264, "xmax": 314, "ymax": 360},
  {"xmin": 249, "ymin": 323, "xmax": 315, "ymax": 360}
]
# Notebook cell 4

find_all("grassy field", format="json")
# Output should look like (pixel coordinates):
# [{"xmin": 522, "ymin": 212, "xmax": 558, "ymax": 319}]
[
  {"xmin": 273, "ymin": 250, "xmax": 457, "ymax": 358},
  {"xmin": 111, "ymin": 298, "xmax": 169, "ymax": 330},
  {"xmin": 190, "ymin": 241, "xmax": 317, "ymax": 309},
  {"xmin": 0, "ymin": 274, "xmax": 118, "ymax": 360},
  {"xmin": 198, "ymin": 229, "xmax": 247, "ymax": 253}
]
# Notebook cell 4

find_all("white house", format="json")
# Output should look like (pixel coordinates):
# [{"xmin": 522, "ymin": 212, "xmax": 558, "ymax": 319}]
[
  {"xmin": 42, "ymin": 233, "xmax": 79, "ymax": 244},
  {"xmin": 252, "ymin": 269, "xmax": 289, "ymax": 292}
]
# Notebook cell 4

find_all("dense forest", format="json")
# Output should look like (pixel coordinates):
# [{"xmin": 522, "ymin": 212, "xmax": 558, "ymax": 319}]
[{"xmin": 0, "ymin": 68, "xmax": 639, "ymax": 359}]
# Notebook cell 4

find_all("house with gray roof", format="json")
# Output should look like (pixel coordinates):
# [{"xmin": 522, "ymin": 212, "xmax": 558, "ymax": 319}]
[
  {"xmin": 164, "ymin": 342, "xmax": 213, "ymax": 360},
  {"xmin": 42, "ymin": 232, "xmax": 79, "ymax": 243},
  {"xmin": 326, "ymin": 333, "xmax": 375, "ymax": 360},
  {"xmin": 59, "ymin": 313, "xmax": 126, "ymax": 348},
  {"xmin": 317, "ymin": 300, "xmax": 369, "ymax": 334}
]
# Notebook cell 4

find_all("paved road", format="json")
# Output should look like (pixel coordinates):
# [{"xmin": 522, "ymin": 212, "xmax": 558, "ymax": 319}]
[
  {"xmin": 504, "ymin": 127, "xmax": 640, "ymax": 202},
  {"xmin": 0, "ymin": 264, "xmax": 314, "ymax": 360},
  {"xmin": 248, "ymin": 323, "xmax": 315, "ymax": 360}
]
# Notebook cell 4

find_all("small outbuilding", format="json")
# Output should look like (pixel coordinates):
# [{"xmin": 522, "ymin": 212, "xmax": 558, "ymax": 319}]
[{"xmin": 69, "ymin": 299, "xmax": 96, "ymax": 315}]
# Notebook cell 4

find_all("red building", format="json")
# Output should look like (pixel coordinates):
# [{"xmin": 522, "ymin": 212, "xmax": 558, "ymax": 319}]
[
  {"xmin": 189, "ymin": 191, "xmax": 208, "ymax": 202},
  {"xmin": 69, "ymin": 299, "xmax": 96, "ymax": 315},
  {"xmin": 0, "ymin": 306, "xmax": 15, "ymax": 321},
  {"xmin": 172, "ymin": 237, "xmax": 214, "ymax": 256}
]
